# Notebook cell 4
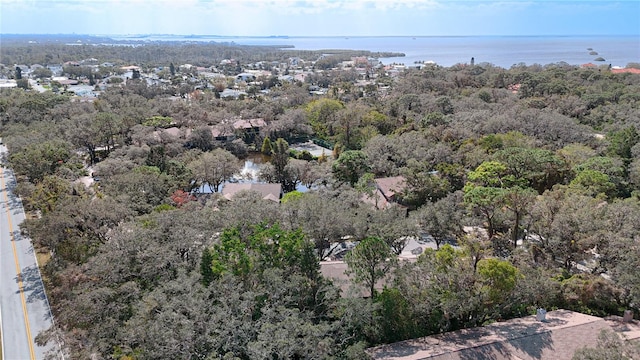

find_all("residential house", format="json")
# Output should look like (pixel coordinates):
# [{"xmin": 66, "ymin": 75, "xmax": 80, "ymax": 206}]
[
  {"xmin": 210, "ymin": 126, "xmax": 236, "ymax": 142},
  {"xmin": 232, "ymin": 118, "xmax": 266, "ymax": 143},
  {"xmin": 611, "ymin": 67, "xmax": 640, "ymax": 74},
  {"xmin": 0, "ymin": 80, "xmax": 17, "ymax": 88},
  {"xmin": 367, "ymin": 309, "xmax": 640, "ymax": 360},
  {"xmin": 219, "ymin": 88, "xmax": 247, "ymax": 99},
  {"xmin": 235, "ymin": 73, "xmax": 256, "ymax": 82},
  {"xmin": 362, "ymin": 176, "xmax": 406, "ymax": 209},
  {"xmin": 121, "ymin": 65, "xmax": 141, "ymax": 72},
  {"xmin": 221, "ymin": 183, "xmax": 282, "ymax": 202},
  {"xmin": 232, "ymin": 118, "xmax": 266, "ymax": 131}
]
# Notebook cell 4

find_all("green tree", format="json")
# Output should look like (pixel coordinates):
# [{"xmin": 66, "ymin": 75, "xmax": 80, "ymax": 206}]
[
  {"xmin": 142, "ymin": 115, "xmax": 173, "ymax": 128},
  {"xmin": 332, "ymin": 150, "xmax": 370, "ymax": 186},
  {"xmin": 573, "ymin": 329, "xmax": 640, "ymax": 360},
  {"xmin": 412, "ymin": 192, "xmax": 464, "ymax": 249},
  {"xmin": 204, "ymin": 223, "xmax": 318, "ymax": 281},
  {"xmin": 279, "ymin": 192, "xmax": 358, "ymax": 260},
  {"xmin": 502, "ymin": 185, "xmax": 537, "ymax": 247},
  {"xmin": 400, "ymin": 160, "xmax": 451, "ymax": 208},
  {"xmin": 477, "ymin": 258, "xmax": 520, "ymax": 305},
  {"xmin": 270, "ymin": 138, "xmax": 296, "ymax": 191},
  {"xmin": 494, "ymin": 147, "xmax": 566, "ymax": 194},
  {"xmin": 530, "ymin": 189, "xmax": 606, "ymax": 271},
  {"xmin": 569, "ymin": 169, "xmax": 616, "ymax": 199},
  {"xmin": 188, "ymin": 148, "xmax": 241, "ymax": 193},
  {"xmin": 16, "ymin": 78, "xmax": 30, "ymax": 90},
  {"xmin": 32, "ymin": 67, "xmax": 53, "ymax": 79},
  {"xmin": 355, "ymin": 172, "xmax": 379, "ymax": 206},
  {"xmin": 101, "ymin": 165, "xmax": 176, "ymax": 214},
  {"xmin": 464, "ymin": 160, "xmax": 536, "ymax": 244},
  {"xmin": 463, "ymin": 184, "xmax": 506, "ymax": 239},
  {"xmin": 261, "ymin": 137, "xmax": 272, "ymax": 155},
  {"xmin": 200, "ymin": 247, "xmax": 214, "ymax": 287},
  {"xmin": 188, "ymin": 126, "xmax": 215, "ymax": 152},
  {"xmin": 365, "ymin": 206, "xmax": 415, "ymax": 255},
  {"xmin": 607, "ymin": 126, "xmax": 639, "ymax": 159},
  {"xmin": 146, "ymin": 145, "xmax": 167, "ymax": 173},
  {"xmin": 393, "ymin": 245, "xmax": 483, "ymax": 332},
  {"xmin": 345, "ymin": 236, "xmax": 397, "ymax": 298},
  {"xmin": 305, "ymin": 98, "xmax": 344, "ymax": 139},
  {"xmin": 26, "ymin": 175, "xmax": 73, "ymax": 214},
  {"xmin": 9, "ymin": 139, "xmax": 72, "ymax": 183},
  {"xmin": 377, "ymin": 287, "xmax": 418, "ymax": 343}
]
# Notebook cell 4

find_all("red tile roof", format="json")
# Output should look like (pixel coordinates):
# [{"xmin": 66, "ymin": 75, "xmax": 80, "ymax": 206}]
[{"xmin": 611, "ymin": 68, "xmax": 640, "ymax": 74}]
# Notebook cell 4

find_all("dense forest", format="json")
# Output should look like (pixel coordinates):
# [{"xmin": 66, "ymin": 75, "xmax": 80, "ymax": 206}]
[{"xmin": 1, "ymin": 39, "xmax": 640, "ymax": 359}]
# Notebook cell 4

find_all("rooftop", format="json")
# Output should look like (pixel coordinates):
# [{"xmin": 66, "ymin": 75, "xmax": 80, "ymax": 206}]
[
  {"xmin": 375, "ymin": 176, "xmax": 406, "ymax": 200},
  {"xmin": 368, "ymin": 309, "xmax": 640, "ymax": 360},
  {"xmin": 611, "ymin": 67, "xmax": 640, "ymax": 74},
  {"xmin": 221, "ymin": 183, "xmax": 282, "ymax": 202}
]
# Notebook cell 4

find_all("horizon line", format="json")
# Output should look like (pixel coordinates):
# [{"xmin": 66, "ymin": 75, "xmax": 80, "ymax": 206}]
[{"xmin": 2, "ymin": 33, "xmax": 638, "ymax": 38}]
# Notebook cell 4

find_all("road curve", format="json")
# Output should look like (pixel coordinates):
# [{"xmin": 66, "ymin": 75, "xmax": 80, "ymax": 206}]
[{"xmin": 0, "ymin": 145, "xmax": 60, "ymax": 359}]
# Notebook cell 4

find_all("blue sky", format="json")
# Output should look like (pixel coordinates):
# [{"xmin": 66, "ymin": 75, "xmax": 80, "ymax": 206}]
[{"xmin": 1, "ymin": 0, "xmax": 639, "ymax": 36}]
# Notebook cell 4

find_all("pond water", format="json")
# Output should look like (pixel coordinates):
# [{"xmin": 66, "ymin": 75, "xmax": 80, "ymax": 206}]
[
  {"xmin": 235, "ymin": 153, "xmax": 270, "ymax": 182},
  {"xmin": 198, "ymin": 152, "xmax": 311, "ymax": 193}
]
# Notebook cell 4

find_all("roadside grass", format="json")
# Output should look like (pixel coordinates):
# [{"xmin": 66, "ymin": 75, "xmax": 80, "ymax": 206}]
[
  {"xmin": 36, "ymin": 250, "xmax": 51, "ymax": 268},
  {"xmin": 26, "ymin": 210, "xmax": 52, "ymax": 287}
]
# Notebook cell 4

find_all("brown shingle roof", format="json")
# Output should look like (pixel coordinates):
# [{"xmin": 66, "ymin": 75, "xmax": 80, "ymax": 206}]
[
  {"xmin": 375, "ymin": 176, "xmax": 406, "ymax": 200},
  {"xmin": 368, "ymin": 309, "xmax": 640, "ymax": 360},
  {"xmin": 163, "ymin": 127, "xmax": 183, "ymax": 138},
  {"xmin": 221, "ymin": 183, "xmax": 282, "ymax": 202},
  {"xmin": 233, "ymin": 118, "xmax": 266, "ymax": 129}
]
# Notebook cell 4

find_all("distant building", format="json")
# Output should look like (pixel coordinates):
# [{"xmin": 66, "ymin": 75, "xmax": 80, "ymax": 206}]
[
  {"xmin": 611, "ymin": 67, "xmax": 640, "ymax": 74},
  {"xmin": 235, "ymin": 73, "xmax": 256, "ymax": 82},
  {"xmin": 120, "ymin": 65, "xmax": 141, "ymax": 71},
  {"xmin": 0, "ymin": 80, "xmax": 17, "ymax": 88},
  {"xmin": 219, "ymin": 89, "xmax": 247, "ymax": 99}
]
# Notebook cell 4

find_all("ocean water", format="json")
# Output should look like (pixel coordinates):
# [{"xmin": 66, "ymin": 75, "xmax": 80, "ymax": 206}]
[{"xmin": 113, "ymin": 35, "xmax": 640, "ymax": 68}]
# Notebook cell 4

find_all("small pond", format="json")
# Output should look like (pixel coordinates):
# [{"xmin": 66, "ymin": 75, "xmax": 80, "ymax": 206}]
[{"xmin": 197, "ymin": 152, "xmax": 311, "ymax": 193}]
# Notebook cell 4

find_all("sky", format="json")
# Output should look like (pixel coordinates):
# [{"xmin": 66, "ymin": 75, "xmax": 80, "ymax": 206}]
[{"xmin": 1, "ymin": 0, "xmax": 639, "ymax": 37}]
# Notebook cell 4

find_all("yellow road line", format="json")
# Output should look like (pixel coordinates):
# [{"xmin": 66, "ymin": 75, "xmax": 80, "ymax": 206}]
[{"xmin": 0, "ymin": 168, "xmax": 36, "ymax": 360}]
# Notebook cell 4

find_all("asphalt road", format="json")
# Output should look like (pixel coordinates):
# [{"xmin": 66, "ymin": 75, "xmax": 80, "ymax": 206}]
[{"xmin": 0, "ymin": 145, "xmax": 59, "ymax": 359}]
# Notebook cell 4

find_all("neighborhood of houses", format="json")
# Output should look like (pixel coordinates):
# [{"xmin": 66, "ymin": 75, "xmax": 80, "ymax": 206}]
[
  {"xmin": 0, "ymin": 53, "xmax": 400, "ymax": 99},
  {"xmin": 3, "ymin": 50, "xmax": 640, "ymax": 359}
]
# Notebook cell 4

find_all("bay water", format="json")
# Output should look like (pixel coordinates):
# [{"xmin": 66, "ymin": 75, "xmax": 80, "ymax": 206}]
[{"xmin": 113, "ymin": 34, "xmax": 640, "ymax": 68}]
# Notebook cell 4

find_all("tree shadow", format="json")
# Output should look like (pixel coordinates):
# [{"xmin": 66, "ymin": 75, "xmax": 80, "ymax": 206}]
[
  {"xmin": 371, "ymin": 315, "xmax": 564, "ymax": 360},
  {"xmin": 10, "ymin": 227, "xmax": 27, "ymax": 242},
  {"xmin": 453, "ymin": 316, "xmax": 565, "ymax": 360},
  {"xmin": 369, "ymin": 341, "xmax": 427, "ymax": 358},
  {"xmin": 17, "ymin": 264, "xmax": 52, "ymax": 320},
  {"xmin": 457, "ymin": 325, "xmax": 555, "ymax": 359},
  {"xmin": 2, "ymin": 168, "xmax": 28, "ymax": 216}
]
